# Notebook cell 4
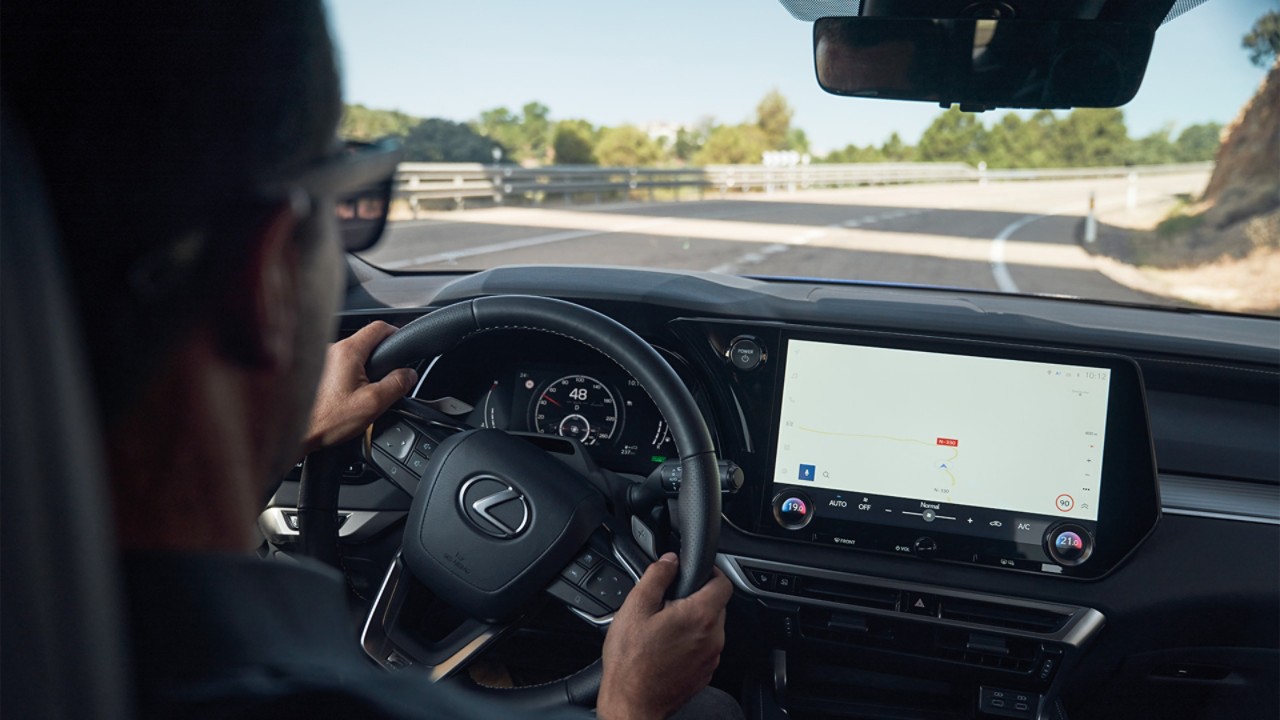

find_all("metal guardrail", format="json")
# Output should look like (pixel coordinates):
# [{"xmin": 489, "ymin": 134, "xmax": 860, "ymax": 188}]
[{"xmin": 394, "ymin": 161, "xmax": 1213, "ymax": 213}]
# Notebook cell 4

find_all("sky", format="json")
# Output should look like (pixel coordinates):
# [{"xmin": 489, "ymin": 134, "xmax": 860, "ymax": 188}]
[{"xmin": 327, "ymin": 0, "xmax": 1276, "ymax": 154}]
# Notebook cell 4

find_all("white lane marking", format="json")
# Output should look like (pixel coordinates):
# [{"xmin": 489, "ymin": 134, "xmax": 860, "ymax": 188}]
[
  {"xmin": 709, "ymin": 228, "xmax": 825, "ymax": 274},
  {"xmin": 989, "ymin": 202, "xmax": 1084, "ymax": 293},
  {"xmin": 379, "ymin": 217, "xmax": 673, "ymax": 269}
]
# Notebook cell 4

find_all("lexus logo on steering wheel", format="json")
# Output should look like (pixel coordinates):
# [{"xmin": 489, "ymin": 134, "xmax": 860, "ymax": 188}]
[{"xmin": 459, "ymin": 475, "xmax": 530, "ymax": 539}]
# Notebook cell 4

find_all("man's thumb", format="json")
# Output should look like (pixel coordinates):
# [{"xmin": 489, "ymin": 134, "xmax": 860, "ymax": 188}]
[
  {"xmin": 627, "ymin": 553, "xmax": 679, "ymax": 614},
  {"xmin": 366, "ymin": 367, "xmax": 418, "ymax": 407}
]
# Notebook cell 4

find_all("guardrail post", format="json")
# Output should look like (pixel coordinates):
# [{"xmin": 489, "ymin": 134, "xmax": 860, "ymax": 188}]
[
  {"xmin": 978, "ymin": 161, "xmax": 988, "ymax": 187},
  {"xmin": 1126, "ymin": 171, "xmax": 1137, "ymax": 211},
  {"xmin": 1085, "ymin": 191, "xmax": 1098, "ymax": 244}
]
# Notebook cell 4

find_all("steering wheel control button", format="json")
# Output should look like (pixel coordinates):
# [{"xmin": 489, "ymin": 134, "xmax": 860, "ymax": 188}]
[
  {"xmin": 774, "ymin": 574, "xmax": 796, "ymax": 593},
  {"xmin": 548, "ymin": 580, "xmax": 609, "ymax": 617},
  {"xmin": 773, "ymin": 492, "xmax": 813, "ymax": 530},
  {"xmin": 560, "ymin": 563, "xmax": 588, "ymax": 586},
  {"xmin": 912, "ymin": 536, "xmax": 938, "ymax": 558},
  {"xmin": 416, "ymin": 437, "xmax": 437, "ymax": 457},
  {"xmin": 374, "ymin": 422, "xmax": 416, "ymax": 461},
  {"xmin": 1045, "ymin": 523, "xmax": 1093, "ymax": 566},
  {"xmin": 575, "ymin": 549, "xmax": 601, "ymax": 568},
  {"xmin": 407, "ymin": 453, "xmax": 430, "ymax": 475},
  {"xmin": 584, "ymin": 563, "xmax": 633, "ymax": 611},
  {"xmin": 459, "ymin": 476, "xmax": 530, "ymax": 539},
  {"xmin": 726, "ymin": 336, "xmax": 766, "ymax": 371},
  {"xmin": 370, "ymin": 448, "xmax": 417, "ymax": 493}
]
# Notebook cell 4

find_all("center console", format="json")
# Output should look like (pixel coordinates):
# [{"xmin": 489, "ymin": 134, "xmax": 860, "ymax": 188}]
[{"xmin": 668, "ymin": 318, "xmax": 1163, "ymax": 719}]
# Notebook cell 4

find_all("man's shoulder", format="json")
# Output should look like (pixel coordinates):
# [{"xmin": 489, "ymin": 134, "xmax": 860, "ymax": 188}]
[{"xmin": 122, "ymin": 552, "xmax": 586, "ymax": 720}]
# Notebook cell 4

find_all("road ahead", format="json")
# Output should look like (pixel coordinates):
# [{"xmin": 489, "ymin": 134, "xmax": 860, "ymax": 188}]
[{"xmin": 359, "ymin": 172, "xmax": 1209, "ymax": 305}]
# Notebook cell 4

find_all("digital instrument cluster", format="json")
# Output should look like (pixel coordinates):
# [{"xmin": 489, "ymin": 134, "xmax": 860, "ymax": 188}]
[{"xmin": 464, "ymin": 363, "xmax": 678, "ymax": 476}]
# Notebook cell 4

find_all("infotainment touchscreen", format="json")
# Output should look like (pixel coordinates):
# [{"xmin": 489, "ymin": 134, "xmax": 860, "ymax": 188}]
[{"xmin": 770, "ymin": 338, "xmax": 1113, "ymax": 569}]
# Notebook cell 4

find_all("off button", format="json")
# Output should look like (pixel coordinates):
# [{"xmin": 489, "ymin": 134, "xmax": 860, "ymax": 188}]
[{"xmin": 727, "ymin": 336, "xmax": 766, "ymax": 371}]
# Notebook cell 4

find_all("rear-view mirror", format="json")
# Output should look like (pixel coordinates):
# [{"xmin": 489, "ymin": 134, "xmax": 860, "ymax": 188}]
[{"xmin": 814, "ymin": 16, "xmax": 1155, "ymax": 111}]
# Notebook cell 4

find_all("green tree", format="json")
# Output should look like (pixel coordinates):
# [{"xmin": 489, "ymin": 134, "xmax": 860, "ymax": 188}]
[
  {"xmin": 880, "ymin": 132, "xmax": 913, "ymax": 161},
  {"xmin": 1055, "ymin": 108, "xmax": 1129, "ymax": 166},
  {"xmin": 1127, "ymin": 126, "xmax": 1177, "ymax": 166},
  {"xmin": 1016, "ymin": 110, "xmax": 1063, "ymax": 167},
  {"xmin": 552, "ymin": 119, "xmax": 597, "ymax": 164},
  {"xmin": 474, "ymin": 106, "xmax": 524, "ymax": 159},
  {"xmin": 1243, "ymin": 10, "xmax": 1280, "ymax": 68},
  {"xmin": 917, "ymin": 106, "xmax": 988, "ymax": 163},
  {"xmin": 784, "ymin": 127, "xmax": 811, "ymax": 154},
  {"xmin": 983, "ymin": 113, "xmax": 1025, "ymax": 168},
  {"xmin": 755, "ymin": 90, "xmax": 795, "ymax": 150},
  {"xmin": 695, "ymin": 124, "xmax": 769, "ymax": 165},
  {"xmin": 673, "ymin": 117, "xmax": 715, "ymax": 162},
  {"xmin": 595, "ymin": 125, "xmax": 663, "ymax": 166},
  {"xmin": 1173, "ymin": 122, "xmax": 1223, "ymax": 162},
  {"xmin": 823, "ymin": 143, "xmax": 883, "ymax": 163},
  {"xmin": 520, "ymin": 101, "xmax": 552, "ymax": 163},
  {"xmin": 340, "ymin": 104, "xmax": 419, "ymax": 140},
  {"xmin": 401, "ymin": 118, "xmax": 507, "ymax": 163}
]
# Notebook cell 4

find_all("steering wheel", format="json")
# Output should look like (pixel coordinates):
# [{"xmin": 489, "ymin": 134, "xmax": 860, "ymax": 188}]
[{"xmin": 297, "ymin": 295, "xmax": 721, "ymax": 711}]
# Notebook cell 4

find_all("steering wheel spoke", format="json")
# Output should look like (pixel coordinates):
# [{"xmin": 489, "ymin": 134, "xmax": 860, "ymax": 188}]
[{"xmin": 362, "ymin": 554, "xmax": 511, "ymax": 679}]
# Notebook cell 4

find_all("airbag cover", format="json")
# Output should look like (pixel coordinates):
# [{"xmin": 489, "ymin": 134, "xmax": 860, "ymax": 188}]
[{"xmin": 401, "ymin": 429, "xmax": 606, "ymax": 621}]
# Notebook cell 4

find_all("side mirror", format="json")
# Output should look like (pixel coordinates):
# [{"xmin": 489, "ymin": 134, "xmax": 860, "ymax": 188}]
[{"xmin": 814, "ymin": 16, "xmax": 1155, "ymax": 111}]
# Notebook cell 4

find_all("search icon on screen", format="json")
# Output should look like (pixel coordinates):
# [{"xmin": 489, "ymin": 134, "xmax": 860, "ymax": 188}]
[{"xmin": 822, "ymin": 471, "xmax": 831, "ymax": 479}]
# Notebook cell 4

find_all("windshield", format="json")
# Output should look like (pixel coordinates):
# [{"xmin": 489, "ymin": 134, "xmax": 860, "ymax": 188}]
[{"xmin": 328, "ymin": 0, "xmax": 1278, "ymax": 316}]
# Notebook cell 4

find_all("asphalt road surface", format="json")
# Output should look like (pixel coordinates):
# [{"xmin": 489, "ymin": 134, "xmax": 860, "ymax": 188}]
[{"xmin": 359, "ymin": 172, "xmax": 1210, "ymax": 305}]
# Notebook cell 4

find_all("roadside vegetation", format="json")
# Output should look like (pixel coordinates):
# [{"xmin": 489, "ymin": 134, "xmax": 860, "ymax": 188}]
[
  {"xmin": 1087, "ymin": 11, "xmax": 1279, "ymax": 315},
  {"xmin": 341, "ymin": 92, "xmax": 1220, "ymax": 170}
]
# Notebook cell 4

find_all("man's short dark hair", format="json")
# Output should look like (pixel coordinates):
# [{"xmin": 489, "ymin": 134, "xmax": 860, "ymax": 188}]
[{"xmin": 2, "ymin": 1, "xmax": 342, "ymax": 420}]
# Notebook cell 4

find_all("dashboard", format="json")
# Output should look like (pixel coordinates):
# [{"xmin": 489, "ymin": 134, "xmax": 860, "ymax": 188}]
[
  {"xmin": 265, "ymin": 263, "xmax": 1279, "ymax": 720},
  {"xmin": 418, "ymin": 332, "xmax": 687, "ymax": 477}
]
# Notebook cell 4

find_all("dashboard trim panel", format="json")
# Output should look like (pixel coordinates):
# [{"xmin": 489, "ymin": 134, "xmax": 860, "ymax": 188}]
[{"xmin": 717, "ymin": 553, "xmax": 1106, "ymax": 648}]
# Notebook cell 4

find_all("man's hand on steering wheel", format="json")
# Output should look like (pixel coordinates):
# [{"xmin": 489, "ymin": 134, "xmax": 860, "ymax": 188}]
[
  {"xmin": 298, "ymin": 297, "xmax": 729, "ymax": 715},
  {"xmin": 303, "ymin": 321, "xmax": 418, "ymax": 455},
  {"xmin": 599, "ymin": 553, "xmax": 734, "ymax": 720}
]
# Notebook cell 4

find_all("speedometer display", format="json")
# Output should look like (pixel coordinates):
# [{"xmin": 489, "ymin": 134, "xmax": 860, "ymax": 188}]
[{"xmin": 532, "ymin": 375, "xmax": 621, "ymax": 446}]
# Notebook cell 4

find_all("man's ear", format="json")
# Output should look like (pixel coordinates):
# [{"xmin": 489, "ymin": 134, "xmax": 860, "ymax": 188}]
[{"xmin": 217, "ymin": 195, "xmax": 308, "ymax": 370}]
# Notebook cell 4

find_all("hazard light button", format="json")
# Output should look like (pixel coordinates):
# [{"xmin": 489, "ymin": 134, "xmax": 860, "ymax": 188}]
[{"xmin": 904, "ymin": 591, "xmax": 938, "ymax": 616}]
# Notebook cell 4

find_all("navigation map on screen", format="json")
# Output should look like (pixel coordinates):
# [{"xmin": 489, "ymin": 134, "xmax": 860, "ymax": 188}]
[{"xmin": 772, "ymin": 339, "xmax": 1111, "ymax": 522}]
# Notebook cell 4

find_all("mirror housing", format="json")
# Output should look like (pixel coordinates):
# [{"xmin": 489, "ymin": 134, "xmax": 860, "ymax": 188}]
[{"xmin": 814, "ymin": 16, "xmax": 1155, "ymax": 111}]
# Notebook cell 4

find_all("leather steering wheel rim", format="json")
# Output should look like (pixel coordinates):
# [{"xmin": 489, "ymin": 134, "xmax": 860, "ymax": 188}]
[{"xmin": 299, "ymin": 294, "xmax": 721, "ymax": 709}]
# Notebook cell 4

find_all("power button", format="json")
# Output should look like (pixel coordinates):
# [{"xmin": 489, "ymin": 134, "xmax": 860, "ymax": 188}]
[{"xmin": 726, "ymin": 336, "xmax": 766, "ymax": 371}]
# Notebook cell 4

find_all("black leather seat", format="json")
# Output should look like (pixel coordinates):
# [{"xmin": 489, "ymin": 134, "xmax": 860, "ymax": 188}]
[{"xmin": 0, "ymin": 107, "xmax": 133, "ymax": 720}]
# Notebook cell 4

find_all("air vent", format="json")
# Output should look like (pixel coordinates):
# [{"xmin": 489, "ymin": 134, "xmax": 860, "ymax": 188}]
[
  {"xmin": 934, "ymin": 629, "xmax": 1039, "ymax": 673},
  {"xmin": 796, "ymin": 576, "xmax": 901, "ymax": 611},
  {"xmin": 938, "ymin": 597, "xmax": 1068, "ymax": 633}
]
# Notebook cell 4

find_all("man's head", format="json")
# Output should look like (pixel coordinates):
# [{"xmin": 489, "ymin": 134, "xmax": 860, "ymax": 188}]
[
  {"xmin": 4, "ymin": 0, "xmax": 343, "ymax": 416},
  {"xmin": 3, "ymin": 1, "xmax": 349, "ymax": 549}
]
